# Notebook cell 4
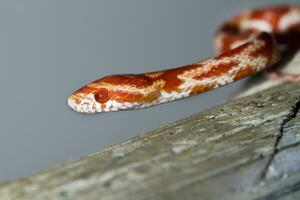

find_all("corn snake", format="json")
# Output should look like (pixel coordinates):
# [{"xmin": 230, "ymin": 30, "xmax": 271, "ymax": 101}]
[{"xmin": 68, "ymin": 4, "xmax": 300, "ymax": 113}]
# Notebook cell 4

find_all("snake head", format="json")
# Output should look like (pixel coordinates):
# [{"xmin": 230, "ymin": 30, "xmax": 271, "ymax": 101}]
[
  {"xmin": 68, "ymin": 74, "xmax": 162, "ymax": 113},
  {"xmin": 68, "ymin": 83, "xmax": 107, "ymax": 113}
]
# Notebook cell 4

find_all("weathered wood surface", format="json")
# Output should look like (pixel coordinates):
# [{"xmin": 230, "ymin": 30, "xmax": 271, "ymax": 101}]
[{"xmin": 0, "ymin": 82, "xmax": 300, "ymax": 200}]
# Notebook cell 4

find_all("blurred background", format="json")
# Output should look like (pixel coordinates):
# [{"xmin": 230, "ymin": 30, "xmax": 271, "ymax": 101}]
[{"xmin": 0, "ymin": 0, "xmax": 298, "ymax": 181}]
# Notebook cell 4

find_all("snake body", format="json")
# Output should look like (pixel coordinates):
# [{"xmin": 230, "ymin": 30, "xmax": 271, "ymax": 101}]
[{"xmin": 68, "ymin": 5, "xmax": 300, "ymax": 113}]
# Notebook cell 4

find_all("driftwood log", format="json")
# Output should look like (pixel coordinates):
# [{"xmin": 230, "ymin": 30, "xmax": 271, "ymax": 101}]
[{"xmin": 0, "ymin": 54, "xmax": 300, "ymax": 199}]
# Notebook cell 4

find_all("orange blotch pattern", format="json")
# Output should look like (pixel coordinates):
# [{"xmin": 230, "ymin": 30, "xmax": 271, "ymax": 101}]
[
  {"xmin": 250, "ymin": 5, "xmax": 290, "ymax": 30},
  {"xmin": 159, "ymin": 64, "xmax": 201, "ymax": 92},
  {"xmin": 95, "ymin": 74, "xmax": 155, "ymax": 89},
  {"xmin": 190, "ymin": 84, "xmax": 214, "ymax": 95},
  {"xmin": 234, "ymin": 66, "xmax": 255, "ymax": 80},
  {"xmin": 112, "ymin": 90, "xmax": 158, "ymax": 103},
  {"xmin": 194, "ymin": 61, "xmax": 239, "ymax": 80}
]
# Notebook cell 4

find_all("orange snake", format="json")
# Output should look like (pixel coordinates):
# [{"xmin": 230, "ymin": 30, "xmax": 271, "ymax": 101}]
[{"xmin": 68, "ymin": 5, "xmax": 300, "ymax": 113}]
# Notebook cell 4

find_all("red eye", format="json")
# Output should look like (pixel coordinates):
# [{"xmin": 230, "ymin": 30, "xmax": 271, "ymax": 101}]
[{"xmin": 94, "ymin": 88, "xmax": 110, "ymax": 103}]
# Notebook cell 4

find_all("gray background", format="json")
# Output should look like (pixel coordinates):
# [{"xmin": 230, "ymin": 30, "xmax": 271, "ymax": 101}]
[{"xmin": 0, "ymin": 0, "xmax": 297, "ymax": 181}]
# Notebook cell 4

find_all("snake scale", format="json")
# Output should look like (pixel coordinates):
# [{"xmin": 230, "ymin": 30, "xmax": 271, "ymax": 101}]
[{"xmin": 68, "ymin": 4, "xmax": 300, "ymax": 113}]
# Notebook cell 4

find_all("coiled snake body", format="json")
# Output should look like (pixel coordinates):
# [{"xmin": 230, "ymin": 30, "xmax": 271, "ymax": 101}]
[{"xmin": 68, "ymin": 5, "xmax": 300, "ymax": 113}]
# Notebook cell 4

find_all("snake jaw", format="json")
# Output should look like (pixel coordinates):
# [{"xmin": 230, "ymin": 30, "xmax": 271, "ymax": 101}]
[
  {"xmin": 68, "ymin": 94, "xmax": 98, "ymax": 113},
  {"xmin": 68, "ymin": 93, "xmax": 138, "ymax": 113}
]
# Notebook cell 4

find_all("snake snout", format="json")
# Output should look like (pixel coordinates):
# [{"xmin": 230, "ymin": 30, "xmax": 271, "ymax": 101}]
[
  {"xmin": 68, "ymin": 95, "xmax": 80, "ymax": 112},
  {"xmin": 68, "ymin": 94, "xmax": 96, "ymax": 113}
]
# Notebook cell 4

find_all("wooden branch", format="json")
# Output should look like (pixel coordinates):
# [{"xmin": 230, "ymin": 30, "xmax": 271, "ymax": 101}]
[{"xmin": 1, "ymin": 49, "xmax": 300, "ymax": 199}]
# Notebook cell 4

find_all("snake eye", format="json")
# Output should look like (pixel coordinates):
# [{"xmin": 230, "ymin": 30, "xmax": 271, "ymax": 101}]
[{"xmin": 94, "ymin": 88, "xmax": 110, "ymax": 104}]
